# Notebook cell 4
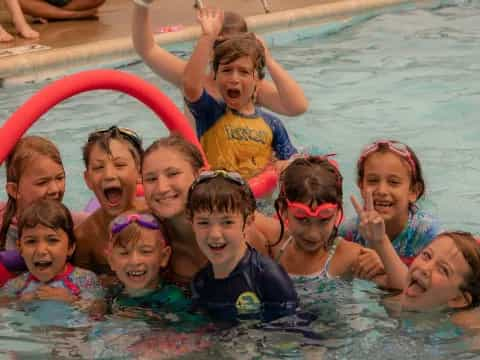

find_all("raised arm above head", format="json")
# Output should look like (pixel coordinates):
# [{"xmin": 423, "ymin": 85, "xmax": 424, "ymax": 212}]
[
  {"xmin": 182, "ymin": 8, "xmax": 224, "ymax": 102},
  {"xmin": 132, "ymin": 1, "xmax": 187, "ymax": 88}
]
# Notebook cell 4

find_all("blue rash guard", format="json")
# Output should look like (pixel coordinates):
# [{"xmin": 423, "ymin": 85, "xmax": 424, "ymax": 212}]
[{"xmin": 191, "ymin": 246, "xmax": 298, "ymax": 322}]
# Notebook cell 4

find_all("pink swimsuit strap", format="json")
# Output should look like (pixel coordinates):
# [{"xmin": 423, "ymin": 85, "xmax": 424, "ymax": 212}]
[{"xmin": 19, "ymin": 263, "xmax": 80, "ymax": 297}]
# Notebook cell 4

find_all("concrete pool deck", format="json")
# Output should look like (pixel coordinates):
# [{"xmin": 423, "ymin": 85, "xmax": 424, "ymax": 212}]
[{"xmin": 0, "ymin": 0, "xmax": 413, "ymax": 84}]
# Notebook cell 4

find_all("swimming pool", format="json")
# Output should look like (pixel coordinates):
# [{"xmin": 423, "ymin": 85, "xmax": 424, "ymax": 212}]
[{"xmin": 1, "ymin": 1, "xmax": 480, "ymax": 358}]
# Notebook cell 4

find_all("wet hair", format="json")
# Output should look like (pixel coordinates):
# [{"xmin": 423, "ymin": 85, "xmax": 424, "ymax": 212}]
[
  {"xmin": 18, "ymin": 199, "xmax": 76, "ymax": 249},
  {"xmin": 220, "ymin": 11, "xmax": 248, "ymax": 35},
  {"xmin": 83, "ymin": 126, "xmax": 143, "ymax": 169},
  {"xmin": 213, "ymin": 33, "xmax": 266, "ymax": 80},
  {"xmin": 0, "ymin": 136, "xmax": 64, "ymax": 250},
  {"xmin": 186, "ymin": 174, "xmax": 256, "ymax": 225},
  {"xmin": 440, "ymin": 231, "xmax": 480, "ymax": 309},
  {"xmin": 142, "ymin": 133, "xmax": 205, "ymax": 173},
  {"xmin": 271, "ymin": 156, "xmax": 343, "ymax": 254},
  {"xmin": 110, "ymin": 214, "xmax": 169, "ymax": 250},
  {"xmin": 356, "ymin": 141, "xmax": 426, "ymax": 203}
]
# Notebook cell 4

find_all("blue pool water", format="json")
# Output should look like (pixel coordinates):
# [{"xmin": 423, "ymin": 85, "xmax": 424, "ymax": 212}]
[{"xmin": 1, "ymin": 1, "xmax": 480, "ymax": 358}]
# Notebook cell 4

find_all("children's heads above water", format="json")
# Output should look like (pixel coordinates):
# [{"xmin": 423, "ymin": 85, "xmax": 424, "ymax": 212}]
[
  {"xmin": 142, "ymin": 133, "xmax": 205, "ymax": 220},
  {"xmin": 107, "ymin": 212, "xmax": 171, "ymax": 294},
  {"xmin": 1, "ymin": 136, "xmax": 65, "ymax": 250},
  {"xmin": 356, "ymin": 140, "xmax": 425, "ymax": 231},
  {"xmin": 274, "ymin": 155, "xmax": 344, "ymax": 253},
  {"xmin": 82, "ymin": 126, "xmax": 144, "ymax": 217},
  {"xmin": 402, "ymin": 231, "xmax": 480, "ymax": 311}
]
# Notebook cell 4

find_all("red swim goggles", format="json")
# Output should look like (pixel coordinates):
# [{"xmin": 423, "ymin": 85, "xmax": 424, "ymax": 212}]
[
  {"xmin": 358, "ymin": 140, "xmax": 417, "ymax": 178},
  {"xmin": 286, "ymin": 199, "xmax": 338, "ymax": 220}
]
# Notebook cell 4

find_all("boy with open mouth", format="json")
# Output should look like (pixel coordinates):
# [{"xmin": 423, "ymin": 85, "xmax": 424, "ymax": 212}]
[{"xmin": 74, "ymin": 126, "xmax": 147, "ymax": 280}]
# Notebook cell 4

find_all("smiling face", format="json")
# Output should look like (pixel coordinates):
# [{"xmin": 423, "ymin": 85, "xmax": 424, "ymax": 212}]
[
  {"xmin": 142, "ymin": 147, "xmax": 198, "ymax": 220},
  {"xmin": 108, "ymin": 227, "xmax": 171, "ymax": 293},
  {"xmin": 7, "ymin": 155, "xmax": 65, "ymax": 216},
  {"xmin": 192, "ymin": 210, "xmax": 249, "ymax": 278},
  {"xmin": 215, "ymin": 56, "xmax": 259, "ymax": 114},
  {"xmin": 401, "ymin": 235, "xmax": 472, "ymax": 311},
  {"xmin": 84, "ymin": 139, "xmax": 140, "ymax": 217},
  {"xmin": 18, "ymin": 224, "xmax": 75, "ymax": 283},
  {"xmin": 359, "ymin": 151, "xmax": 419, "ymax": 233},
  {"xmin": 283, "ymin": 204, "xmax": 339, "ymax": 253}
]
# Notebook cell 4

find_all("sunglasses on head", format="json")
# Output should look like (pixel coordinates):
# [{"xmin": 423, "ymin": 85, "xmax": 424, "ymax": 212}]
[
  {"xmin": 88, "ymin": 126, "xmax": 143, "ymax": 155},
  {"xmin": 110, "ymin": 213, "xmax": 160, "ymax": 235},
  {"xmin": 359, "ymin": 140, "xmax": 416, "ymax": 178}
]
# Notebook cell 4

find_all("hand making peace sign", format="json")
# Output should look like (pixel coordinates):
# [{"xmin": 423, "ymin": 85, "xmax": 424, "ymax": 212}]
[{"xmin": 350, "ymin": 191, "xmax": 387, "ymax": 247}]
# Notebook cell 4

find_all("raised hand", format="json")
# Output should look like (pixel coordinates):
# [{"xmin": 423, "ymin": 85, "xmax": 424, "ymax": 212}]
[
  {"xmin": 350, "ymin": 191, "xmax": 386, "ymax": 246},
  {"xmin": 196, "ymin": 7, "xmax": 224, "ymax": 38}
]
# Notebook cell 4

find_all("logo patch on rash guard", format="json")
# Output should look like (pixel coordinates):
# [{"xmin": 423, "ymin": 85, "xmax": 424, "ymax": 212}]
[
  {"xmin": 235, "ymin": 291, "xmax": 261, "ymax": 314},
  {"xmin": 224, "ymin": 125, "xmax": 268, "ymax": 144}
]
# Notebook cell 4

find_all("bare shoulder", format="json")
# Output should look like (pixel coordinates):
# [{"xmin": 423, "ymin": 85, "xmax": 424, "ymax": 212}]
[
  {"xmin": 74, "ymin": 211, "xmax": 103, "ymax": 243},
  {"xmin": 335, "ymin": 238, "xmax": 363, "ymax": 266}
]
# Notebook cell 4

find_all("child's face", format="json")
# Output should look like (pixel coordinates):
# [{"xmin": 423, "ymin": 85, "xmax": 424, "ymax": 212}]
[
  {"xmin": 284, "ymin": 205, "xmax": 338, "ymax": 253},
  {"xmin": 192, "ymin": 210, "xmax": 249, "ymax": 277},
  {"xmin": 18, "ymin": 224, "xmax": 75, "ymax": 283},
  {"xmin": 108, "ymin": 229, "xmax": 171, "ymax": 292},
  {"xmin": 359, "ymin": 151, "xmax": 418, "ymax": 230},
  {"xmin": 84, "ymin": 139, "xmax": 140, "ymax": 217},
  {"xmin": 215, "ymin": 56, "xmax": 259, "ymax": 113},
  {"xmin": 401, "ymin": 235, "xmax": 471, "ymax": 310},
  {"xmin": 8, "ymin": 156, "xmax": 65, "ymax": 215},
  {"xmin": 142, "ymin": 147, "xmax": 197, "ymax": 219}
]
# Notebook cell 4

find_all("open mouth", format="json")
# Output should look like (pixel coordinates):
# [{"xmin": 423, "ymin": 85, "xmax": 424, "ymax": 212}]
[
  {"xmin": 374, "ymin": 200, "xmax": 393, "ymax": 212},
  {"xmin": 208, "ymin": 243, "xmax": 227, "ymax": 252},
  {"xmin": 34, "ymin": 260, "xmax": 53, "ymax": 270},
  {"xmin": 126, "ymin": 270, "xmax": 147, "ymax": 279},
  {"xmin": 104, "ymin": 186, "xmax": 123, "ymax": 206},
  {"xmin": 405, "ymin": 278, "xmax": 427, "ymax": 297},
  {"xmin": 226, "ymin": 89, "xmax": 241, "ymax": 99}
]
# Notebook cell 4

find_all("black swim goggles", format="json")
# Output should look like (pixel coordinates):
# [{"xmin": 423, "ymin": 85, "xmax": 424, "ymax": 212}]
[{"xmin": 88, "ymin": 126, "xmax": 143, "ymax": 154}]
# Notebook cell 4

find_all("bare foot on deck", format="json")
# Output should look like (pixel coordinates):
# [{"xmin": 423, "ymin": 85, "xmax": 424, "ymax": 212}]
[{"xmin": 0, "ymin": 25, "xmax": 15, "ymax": 42}]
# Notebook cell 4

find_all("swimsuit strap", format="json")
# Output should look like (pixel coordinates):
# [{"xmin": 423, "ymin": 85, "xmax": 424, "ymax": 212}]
[
  {"xmin": 322, "ymin": 237, "xmax": 341, "ymax": 275},
  {"xmin": 18, "ymin": 263, "xmax": 80, "ymax": 297},
  {"xmin": 275, "ymin": 236, "xmax": 294, "ymax": 263}
]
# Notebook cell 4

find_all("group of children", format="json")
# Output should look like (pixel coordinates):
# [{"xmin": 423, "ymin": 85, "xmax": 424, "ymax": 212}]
[{"xmin": 0, "ymin": 1, "xmax": 479, "ymax": 332}]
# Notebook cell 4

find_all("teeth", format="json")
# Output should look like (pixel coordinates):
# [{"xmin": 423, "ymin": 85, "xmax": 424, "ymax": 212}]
[
  {"xmin": 128, "ymin": 271, "xmax": 146, "ymax": 276},
  {"xmin": 209, "ymin": 243, "xmax": 226, "ymax": 249}
]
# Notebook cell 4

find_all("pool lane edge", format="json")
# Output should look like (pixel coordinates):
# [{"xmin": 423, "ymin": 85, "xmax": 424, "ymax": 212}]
[{"xmin": 0, "ymin": 0, "xmax": 432, "ymax": 85}]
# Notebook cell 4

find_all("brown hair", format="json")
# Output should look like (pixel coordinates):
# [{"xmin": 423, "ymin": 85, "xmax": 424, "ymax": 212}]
[
  {"xmin": 221, "ymin": 11, "xmax": 248, "ymax": 35},
  {"xmin": 142, "ymin": 133, "xmax": 205, "ymax": 173},
  {"xmin": 357, "ymin": 141, "xmax": 426, "ymax": 203},
  {"xmin": 441, "ymin": 231, "xmax": 480, "ymax": 308},
  {"xmin": 18, "ymin": 198, "xmax": 76, "ymax": 248},
  {"xmin": 83, "ymin": 126, "xmax": 143, "ymax": 169},
  {"xmin": 213, "ymin": 33, "xmax": 266, "ymax": 80},
  {"xmin": 186, "ymin": 175, "xmax": 256, "ymax": 224},
  {"xmin": 0, "ymin": 136, "xmax": 63, "ymax": 250},
  {"xmin": 272, "ymin": 156, "xmax": 343, "ymax": 254}
]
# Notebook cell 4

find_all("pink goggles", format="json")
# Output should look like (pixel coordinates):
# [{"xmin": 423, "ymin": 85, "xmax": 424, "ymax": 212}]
[
  {"xmin": 358, "ymin": 140, "xmax": 417, "ymax": 178},
  {"xmin": 286, "ymin": 200, "xmax": 338, "ymax": 220},
  {"xmin": 110, "ymin": 213, "xmax": 160, "ymax": 235}
]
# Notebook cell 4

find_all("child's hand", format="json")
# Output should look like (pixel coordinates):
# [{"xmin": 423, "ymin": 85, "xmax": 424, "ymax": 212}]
[
  {"xmin": 19, "ymin": 292, "xmax": 36, "ymax": 302},
  {"xmin": 255, "ymin": 35, "xmax": 271, "ymax": 59},
  {"xmin": 352, "ymin": 248, "xmax": 385, "ymax": 280},
  {"xmin": 34, "ymin": 286, "xmax": 78, "ymax": 303},
  {"xmin": 196, "ymin": 8, "xmax": 224, "ymax": 38},
  {"xmin": 350, "ymin": 192, "xmax": 386, "ymax": 246}
]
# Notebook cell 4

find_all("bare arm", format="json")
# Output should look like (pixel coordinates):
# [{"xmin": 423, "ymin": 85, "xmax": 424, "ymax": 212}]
[
  {"xmin": 351, "ymin": 194, "xmax": 407, "ymax": 289},
  {"xmin": 132, "ymin": 4, "xmax": 187, "ymax": 88},
  {"xmin": 183, "ymin": 8, "xmax": 223, "ymax": 102},
  {"xmin": 256, "ymin": 36, "xmax": 308, "ymax": 116}
]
